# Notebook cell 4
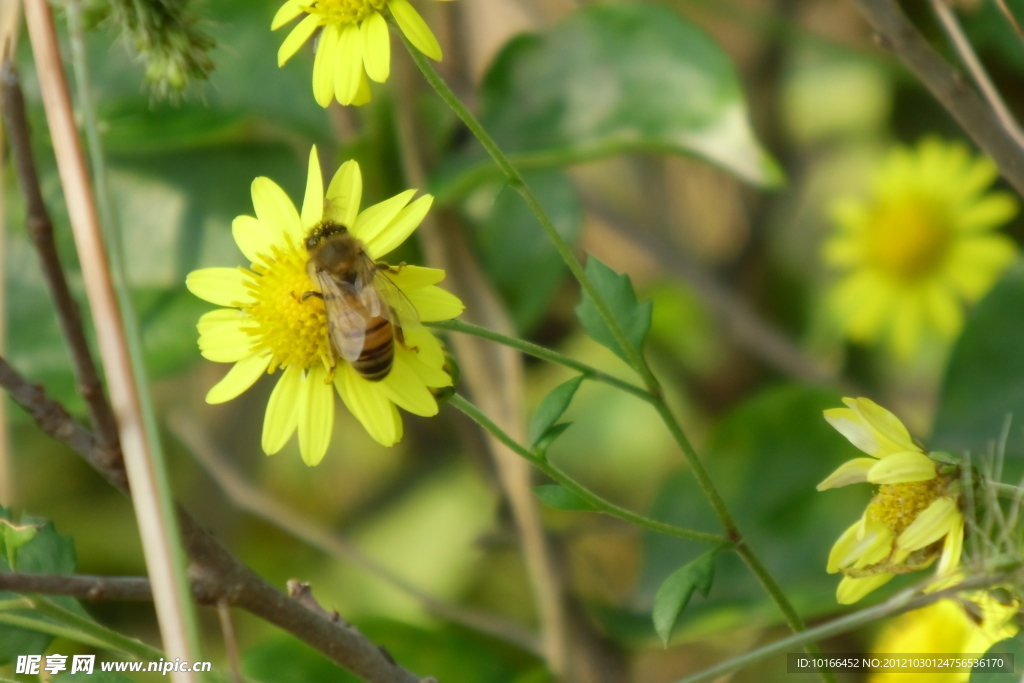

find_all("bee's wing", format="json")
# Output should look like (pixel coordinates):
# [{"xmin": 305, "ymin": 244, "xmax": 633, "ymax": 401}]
[
  {"xmin": 352, "ymin": 257, "xmax": 383, "ymax": 319},
  {"xmin": 372, "ymin": 267, "xmax": 421, "ymax": 331},
  {"xmin": 318, "ymin": 271, "xmax": 367, "ymax": 364}
]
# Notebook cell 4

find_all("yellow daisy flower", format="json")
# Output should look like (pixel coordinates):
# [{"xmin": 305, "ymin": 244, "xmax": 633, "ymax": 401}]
[
  {"xmin": 186, "ymin": 146, "xmax": 464, "ymax": 463},
  {"xmin": 272, "ymin": 0, "xmax": 445, "ymax": 107},
  {"xmin": 869, "ymin": 596, "xmax": 1018, "ymax": 683},
  {"xmin": 818, "ymin": 397, "xmax": 964, "ymax": 604},
  {"xmin": 824, "ymin": 138, "xmax": 1019, "ymax": 356}
]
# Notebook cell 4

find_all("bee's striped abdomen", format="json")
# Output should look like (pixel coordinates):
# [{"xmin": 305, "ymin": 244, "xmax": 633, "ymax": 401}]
[{"xmin": 352, "ymin": 316, "xmax": 394, "ymax": 381}]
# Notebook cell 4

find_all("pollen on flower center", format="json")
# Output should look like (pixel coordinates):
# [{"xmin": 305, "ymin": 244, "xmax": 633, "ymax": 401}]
[
  {"xmin": 241, "ymin": 240, "xmax": 333, "ymax": 373},
  {"xmin": 866, "ymin": 476, "xmax": 950, "ymax": 537},
  {"xmin": 867, "ymin": 199, "xmax": 951, "ymax": 282},
  {"xmin": 306, "ymin": 0, "xmax": 387, "ymax": 25}
]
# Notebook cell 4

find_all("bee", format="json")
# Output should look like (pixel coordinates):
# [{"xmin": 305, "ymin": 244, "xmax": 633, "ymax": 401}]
[{"xmin": 302, "ymin": 221, "xmax": 419, "ymax": 381}]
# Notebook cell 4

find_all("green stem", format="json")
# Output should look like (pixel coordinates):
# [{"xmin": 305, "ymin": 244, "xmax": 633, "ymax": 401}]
[
  {"xmin": 427, "ymin": 320, "xmax": 651, "ymax": 403},
  {"xmin": 449, "ymin": 394, "xmax": 728, "ymax": 546},
  {"xmin": 0, "ymin": 595, "xmax": 163, "ymax": 660},
  {"xmin": 403, "ymin": 37, "xmax": 659, "ymax": 394}
]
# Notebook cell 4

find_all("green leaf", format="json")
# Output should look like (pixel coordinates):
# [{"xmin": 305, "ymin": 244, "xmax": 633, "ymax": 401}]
[
  {"xmin": 534, "ymin": 423, "xmax": 573, "ymax": 455},
  {"xmin": 652, "ymin": 549, "xmax": 717, "ymax": 646},
  {"xmin": 433, "ymin": 3, "xmax": 781, "ymax": 201},
  {"xmin": 465, "ymin": 170, "xmax": 583, "ymax": 333},
  {"xmin": 529, "ymin": 376, "xmax": 585, "ymax": 446},
  {"xmin": 0, "ymin": 520, "xmax": 39, "ymax": 571},
  {"xmin": 933, "ymin": 265, "xmax": 1024, "ymax": 458},
  {"xmin": 533, "ymin": 485, "xmax": 595, "ymax": 512},
  {"xmin": 575, "ymin": 257, "xmax": 652, "ymax": 363},
  {"xmin": 969, "ymin": 636, "xmax": 1024, "ymax": 682}
]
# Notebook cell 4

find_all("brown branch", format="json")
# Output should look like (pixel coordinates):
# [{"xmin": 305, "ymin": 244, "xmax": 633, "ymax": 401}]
[
  {"xmin": 855, "ymin": 0, "xmax": 1024, "ymax": 197},
  {"xmin": 0, "ymin": 572, "xmax": 152, "ymax": 601},
  {"xmin": 168, "ymin": 412, "xmax": 542, "ymax": 656},
  {"xmin": 0, "ymin": 53, "xmax": 423, "ymax": 683},
  {"xmin": 995, "ymin": 0, "xmax": 1024, "ymax": 46},
  {"xmin": 0, "ymin": 60, "xmax": 122, "ymax": 463}
]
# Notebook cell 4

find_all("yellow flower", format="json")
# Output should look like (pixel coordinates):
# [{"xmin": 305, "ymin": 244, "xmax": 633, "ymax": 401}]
[
  {"xmin": 272, "ymin": 0, "xmax": 445, "ymax": 107},
  {"xmin": 869, "ymin": 596, "xmax": 1018, "ymax": 683},
  {"xmin": 818, "ymin": 397, "xmax": 964, "ymax": 604},
  {"xmin": 186, "ymin": 146, "xmax": 464, "ymax": 462},
  {"xmin": 824, "ymin": 138, "xmax": 1018, "ymax": 356}
]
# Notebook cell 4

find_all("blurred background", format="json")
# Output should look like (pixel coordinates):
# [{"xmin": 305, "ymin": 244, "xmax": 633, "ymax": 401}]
[{"xmin": 4, "ymin": 0, "xmax": 1024, "ymax": 681}]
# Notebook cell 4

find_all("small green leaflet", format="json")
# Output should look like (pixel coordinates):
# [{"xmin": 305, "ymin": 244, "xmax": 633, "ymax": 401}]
[
  {"xmin": 533, "ymin": 485, "xmax": 595, "ymax": 511},
  {"xmin": 969, "ymin": 637, "xmax": 1024, "ymax": 682},
  {"xmin": 575, "ymin": 257, "xmax": 652, "ymax": 364},
  {"xmin": 652, "ymin": 549, "xmax": 718, "ymax": 646},
  {"xmin": 0, "ymin": 519, "xmax": 39, "ymax": 571},
  {"xmin": 529, "ymin": 376, "xmax": 585, "ymax": 446}
]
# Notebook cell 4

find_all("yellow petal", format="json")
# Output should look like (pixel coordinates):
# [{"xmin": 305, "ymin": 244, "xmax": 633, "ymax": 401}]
[
  {"xmin": 947, "ymin": 236, "xmax": 1018, "ymax": 300},
  {"xmin": 398, "ymin": 343, "xmax": 452, "ymax": 388},
  {"xmin": 298, "ymin": 365, "xmax": 335, "ymax": 466},
  {"xmin": 262, "ymin": 366, "xmax": 302, "ymax": 454},
  {"xmin": 956, "ymin": 193, "xmax": 1018, "ymax": 232},
  {"xmin": 387, "ymin": 265, "xmax": 446, "ymax": 290},
  {"xmin": 828, "ymin": 519, "xmax": 890, "ymax": 573},
  {"xmin": 197, "ymin": 311, "xmax": 252, "ymax": 363},
  {"xmin": 301, "ymin": 146, "xmax": 325, "ymax": 230},
  {"xmin": 922, "ymin": 281, "xmax": 962, "ymax": 338},
  {"xmin": 252, "ymin": 177, "xmax": 302, "ymax": 241},
  {"xmin": 824, "ymin": 408, "xmax": 881, "ymax": 456},
  {"xmin": 390, "ymin": 0, "xmax": 442, "ymax": 60},
  {"xmin": 334, "ymin": 24, "xmax": 364, "ymax": 106},
  {"xmin": 837, "ymin": 574, "xmax": 893, "ymax": 605},
  {"xmin": 278, "ymin": 14, "xmax": 319, "ymax": 66},
  {"xmin": 363, "ymin": 194, "xmax": 434, "ymax": 259},
  {"xmin": 186, "ymin": 267, "xmax": 252, "ymax": 307},
  {"xmin": 313, "ymin": 24, "xmax": 340, "ymax": 108},
  {"xmin": 936, "ymin": 513, "xmax": 964, "ymax": 576},
  {"xmin": 846, "ymin": 397, "xmax": 920, "ymax": 455},
  {"xmin": 866, "ymin": 451, "xmax": 937, "ymax": 484},
  {"xmin": 402, "ymin": 326, "xmax": 444, "ymax": 369},
  {"xmin": 352, "ymin": 189, "xmax": 416, "ymax": 249},
  {"xmin": 361, "ymin": 11, "xmax": 390, "ymax": 83},
  {"xmin": 890, "ymin": 291, "xmax": 923, "ymax": 358},
  {"xmin": 853, "ymin": 527, "xmax": 895, "ymax": 568},
  {"xmin": 232, "ymin": 215, "xmax": 275, "ymax": 265},
  {"xmin": 325, "ymin": 159, "xmax": 363, "ymax": 227},
  {"xmin": 272, "ymin": 0, "xmax": 305, "ymax": 29},
  {"xmin": 206, "ymin": 353, "xmax": 272, "ymax": 404},
  {"xmin": 897, "ymin": 497, "xmax": 959, "ymax": 552},
  {"xmin": 379, "ymin": 354, "xmax": 438, "ymax": 417},
  {"xmin": 335, "ymin": 364, "xmax": 403, "ymax": 446},
  {"xmin": 817, "ymin": 458, "xmax": 876, "ymax": 490},
  {"xmin": 406, "ymin": 285, "xmax": 464, "ymax": 322},
  {"xmin": 351, "ymin": 69, "xmax": 372, "ymax": 106}
]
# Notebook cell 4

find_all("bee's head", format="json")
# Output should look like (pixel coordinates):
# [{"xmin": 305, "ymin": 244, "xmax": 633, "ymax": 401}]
[{"xmin": 305, "ymin": 221, "xmax": 348, "ymax": 251}]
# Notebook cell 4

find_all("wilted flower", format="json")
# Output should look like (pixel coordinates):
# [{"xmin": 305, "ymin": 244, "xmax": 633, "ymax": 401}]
[
  {"xmin": 186, "ymin": 146, "xmax": 463, "ymax": 462},
  {"xmin": 273, "ymin": 0, "xmax": 445, "ymax": 107},
  {"xmin": 818, "ymin": 397, "xmax": 964, "ymax": 604},
  {"xmin": 824, "ymin": 139, "xmax": 1018, "ymax": 356}
]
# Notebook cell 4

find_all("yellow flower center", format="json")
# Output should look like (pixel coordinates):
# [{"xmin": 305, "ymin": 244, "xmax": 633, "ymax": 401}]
[
  {"xmin": 241, "ymin": 239, "xmax": 333, "ymax": 373},
  {"xmin": 305, "ymin": 0, "xmax": 386, "ymax": 25},
  {"xmin": 867, "ymin": 199, "xmax": 951, "ymax": 282},
  {"xmin": 866, "ymin": 475, "xmax": 949, "ymax": 537}
]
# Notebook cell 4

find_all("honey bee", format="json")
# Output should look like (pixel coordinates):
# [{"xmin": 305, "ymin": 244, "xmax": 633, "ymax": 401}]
[{"xmin": 303, "ymin": 221, "xmax": 419, "ymax": 381}]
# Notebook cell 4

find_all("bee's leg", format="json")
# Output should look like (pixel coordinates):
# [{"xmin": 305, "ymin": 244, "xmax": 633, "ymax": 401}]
[
  {"xmin": 298, "ymin": 291, "xmax": 324, "ymax": 302},
  {"xmin": 395, "ymin": 326, "xmax": 419, "ymax": 354}
]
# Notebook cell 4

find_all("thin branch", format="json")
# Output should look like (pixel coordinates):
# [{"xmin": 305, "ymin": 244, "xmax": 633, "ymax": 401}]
[
  {"xmin": 217, "ymin": 600, "xmax": 244, "ymax": 683},
  {"xmin": 674, "ymin": 570, "xmax": 1021, "ymax": 683},
  {"xmin": 855, "ymin": 0, "xmax": 1024, "ymax": 197},
  {"xmin": 994, "ymin": 0, "xmax": 1024, "ymax": 48},
  {"xmin": 0, "ymin": 59, "xmax": 123, "ymax": 462},
  {"xmin": 0, "ymin": 572, "xmax": 151, "ymax": 601},
  {"xmin": 20, "ymin": 2, "xmax": 201, "ymax": 672},
  {"xmin": 929, "ymin": 0, "xmax": 1024, "ymax": 150},
  {"xmin": 168, "ymin": 412, "xmax": 542, "ymax": 656}
]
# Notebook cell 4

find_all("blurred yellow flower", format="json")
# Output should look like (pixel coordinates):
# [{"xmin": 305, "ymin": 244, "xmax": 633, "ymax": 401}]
[
  {"xmin": 824, "ymin": 138, "xmax": 1018, "ymax": 356},
  {"xmin": 272, "ymin": 0, "xmax": 445, "ymax": 107},
  {"xmin": 818, "ymin": 397, "xmax": 963, "ymax": 604},
  {"xmin": 870, "ymin": 596, "xmax": 1018, "ymax": 683},
  {"xmin": 186, "ymin": 146, "xmax": 463, "ymax": 462}
]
